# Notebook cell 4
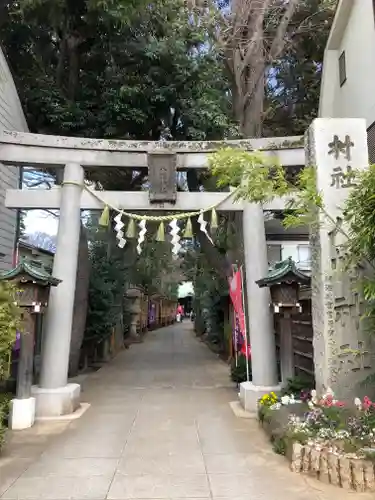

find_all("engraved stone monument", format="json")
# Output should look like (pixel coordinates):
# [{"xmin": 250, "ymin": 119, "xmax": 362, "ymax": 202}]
[{"xmin": 307, "ymin": 118, "xmax": 374, "ymax": 399}]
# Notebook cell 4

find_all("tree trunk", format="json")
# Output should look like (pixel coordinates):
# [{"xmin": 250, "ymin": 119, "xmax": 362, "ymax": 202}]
[
  {"xmin": 69, "ymin": 224, "xmax": 90, "ymax": 375},
  {"xmin": 56, "ymin": 36, "xmax": 67, "ymax": 90},
  {"xmin": 240, "ymin": 64, "xmax": 264, "ymax": 138},
  {"xmin": 67, "ymin": 34, "xmax": 81, "ymax": 101}
]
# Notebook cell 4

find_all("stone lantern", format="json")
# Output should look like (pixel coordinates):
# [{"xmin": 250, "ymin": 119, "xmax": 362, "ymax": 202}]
[
  {"xmin": 125, "ymin": 285, "xmax": 144, "ymax": 343},
  {"xmin": 0, "ymin": 260, "xmax": 60, "ymax": 429},
  {"xmin": 256, "ymin": 257, "xmax": 310, "ymax": 386},
  {"xmin": 256, "ymin": 257, "xmax": 310, "ymax": 313}
]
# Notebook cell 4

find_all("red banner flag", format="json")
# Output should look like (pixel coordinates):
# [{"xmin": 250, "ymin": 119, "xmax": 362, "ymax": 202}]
[
  {"xmin": 229, "ymin": 270, "xmax": 245, "ymax": 334},
  {"xmin": 229, "ymin": 269, "xmax": 250, "ymax": 358}
]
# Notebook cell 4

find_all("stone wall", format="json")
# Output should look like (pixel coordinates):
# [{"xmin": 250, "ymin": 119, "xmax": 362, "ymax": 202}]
[{"xmin": 291, "ymin": 442, "xmax": 375, "ymax": 492}]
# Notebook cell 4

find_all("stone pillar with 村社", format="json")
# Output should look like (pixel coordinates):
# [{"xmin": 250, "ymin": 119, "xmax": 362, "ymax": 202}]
[{"xmin": 307, "ymin": 118, "xmax": 374, "ymax": 399}]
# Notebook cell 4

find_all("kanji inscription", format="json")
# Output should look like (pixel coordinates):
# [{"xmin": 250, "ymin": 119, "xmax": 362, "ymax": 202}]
[
  {"xmin": 330, "ymin": 165, "xmax": 356, "ymax": 189},
  {"xmin": 328, "ymin": 135, "xmax": 356, "ymax": 189},
  {"xmin": 328, "ymin": 135, "xmax": 354, "ymax": 161},
  {"xmin": 148, "ymin": 151, "xmax": 177, "ymax": 203}
]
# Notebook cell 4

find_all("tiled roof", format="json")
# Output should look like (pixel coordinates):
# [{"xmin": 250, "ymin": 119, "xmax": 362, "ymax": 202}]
[
  {"xmin": 0, "ymin": 259, "xmax": 60, "ymax": 286},
  {"xmin": 256, "ymin": 257, "xmax": 310, "ymax": 288}
]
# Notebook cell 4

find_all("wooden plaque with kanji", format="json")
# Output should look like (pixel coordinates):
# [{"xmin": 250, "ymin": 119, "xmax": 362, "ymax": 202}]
[{"xmin": 148, "ymin": 151, "xmax": 177, "ymax": 203}]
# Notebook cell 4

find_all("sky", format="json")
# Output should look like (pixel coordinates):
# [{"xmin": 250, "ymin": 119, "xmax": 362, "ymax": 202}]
[{"xmin": 25, "ymin": 210, "xmax": 59, "ymax": 236}]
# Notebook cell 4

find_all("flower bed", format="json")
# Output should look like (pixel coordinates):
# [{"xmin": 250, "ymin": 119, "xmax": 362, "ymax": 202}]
[{"xmin": 258, "ymin": 389, "xmax": 375, "ymax": 492}]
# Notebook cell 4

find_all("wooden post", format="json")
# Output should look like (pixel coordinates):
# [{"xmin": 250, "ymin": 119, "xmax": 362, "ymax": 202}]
[
  {"xmin": 280, "ymin": 311, "xmax": 294, "ymax": 385},
  {"xmin": 16, "ymin": 311, "xmax": 35, "ymax": 400}
]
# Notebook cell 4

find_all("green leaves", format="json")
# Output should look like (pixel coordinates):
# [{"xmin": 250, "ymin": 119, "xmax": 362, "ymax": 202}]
[
  {"xmin": 209, "ymin": 148, "xmax": 289, "ymax": 204},
  {"xmin": 345, "ymin": 165, "xmax": 375, "ymax": 265},
  {"xmin": 283, "ymin": 167, "xmax": 323, "ymax": 228},
  {"xmin": 0, "ymin": 282, "xmax": 21, "ymax": 381},
  {"xmin": 1, "ymin": 0, "xmax": 234, "ymax": 148}
]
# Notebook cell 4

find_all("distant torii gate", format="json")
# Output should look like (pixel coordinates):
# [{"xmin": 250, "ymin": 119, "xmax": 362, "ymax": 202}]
[{"xmin": 0, "ymin": 130, "xmax": 305, "ymax": 417}]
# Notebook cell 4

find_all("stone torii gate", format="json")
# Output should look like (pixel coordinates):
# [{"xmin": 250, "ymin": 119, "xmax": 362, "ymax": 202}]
[{"xmin": 0, "ymin": 117, "xmax": 370, "ymax": 420}]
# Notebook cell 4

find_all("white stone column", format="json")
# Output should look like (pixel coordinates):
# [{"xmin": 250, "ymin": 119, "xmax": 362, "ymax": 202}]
[
  {"xmin": 239, "ymin": 203, "xmax": 280, "ymax": 413},
  {"xmin": 307, "ymin": 118, "xmax": 370, "ymax": 399},
  {"xmin": 32, "ymin": 163, "xmax": 84, "ymax": 417}
]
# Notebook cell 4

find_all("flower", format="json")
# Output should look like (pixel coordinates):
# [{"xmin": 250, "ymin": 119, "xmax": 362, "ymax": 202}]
[
  {"xmin": 259, "ymin": 391, "xmax": 278, "ymax": 407},
  {"xmin": 354, "ymin": 397, "xmax": 362, "ymax": 409},
  {"xmin": 311, "ymin": 389, "xmax": 317, "ymax": 403},
  {"xmin": 334, "ymin": 401, "xmax": 345, "ymax": 407},
  {"xmin": 363, "ymin": 396, "xmax": 372, "ymax": 410},
  {"xmin": 281, "ymin": 395, "xmax": 290, "ymax": 405},
  {"xmin": 270, "ymin": 402, "xmax": 281, "ymax": 410}
]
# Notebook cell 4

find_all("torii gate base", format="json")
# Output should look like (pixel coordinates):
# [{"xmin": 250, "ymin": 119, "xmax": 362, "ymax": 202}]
[{"xmin": 2, "ymin": 118, "xmax": 371, "ymax": 423}]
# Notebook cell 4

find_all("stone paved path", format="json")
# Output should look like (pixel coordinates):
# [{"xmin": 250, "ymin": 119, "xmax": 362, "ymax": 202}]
[{"xmin": 0, "ymin": 324, "xmax": 369, "ymax": 499}]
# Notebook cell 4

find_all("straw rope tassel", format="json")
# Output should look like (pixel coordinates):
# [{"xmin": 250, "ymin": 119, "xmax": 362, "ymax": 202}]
[
  {"xmin": 183, "ymin": 217, "xmax": 193, "ymax": 238},
  {"xmin": 126, "ymin": 219, "xmax": 136, "ymax": 238},
  {"xmin": 210, "ymin": 208, "xmax": 218, "ymax": 230},
  {"xmin": 156, "ymin": 221, "xmax": 165, "ymax": 242},
  {"xmin": 99, "ymin": 205, "xmax": 110, "ymax": 227}
]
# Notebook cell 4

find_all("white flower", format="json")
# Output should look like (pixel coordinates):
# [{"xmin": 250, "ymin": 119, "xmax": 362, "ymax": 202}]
[
  {"xmin": 311, "ymin": 389, "xmax": 317, "ymax": 403},
  {"xmin": 270, "ymin": 403, "xmax": 281, "ymax": 410},
  {"xmin": 354, "ymin": 397, "xmax": 362, "ymax": 409},
  {"xmin": 281, "ymin": 395, "xmax": 290, "ymax": 405}
]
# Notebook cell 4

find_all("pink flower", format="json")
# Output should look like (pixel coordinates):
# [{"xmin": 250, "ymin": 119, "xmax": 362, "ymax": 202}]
[
  {"xmin": 363, "ymin": 396, "xmax": 372, "ymax": 410},
  {"xmin": 321, "ymin": 394, "xmax": 333, "ymax": 407},
  {"xmin": 334, "ymin": 401, "xmax": 345, "ymax": 407}
]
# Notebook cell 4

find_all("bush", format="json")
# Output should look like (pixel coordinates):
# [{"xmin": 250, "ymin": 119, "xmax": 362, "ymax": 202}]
[
  {"xmin": 230, "ymin": 354, "xmax": 251, "ymax": 384},
  {"xmin": 0, "ymin": 282, "xmax": 21, "ymax": 381},
  {"xmin": 0, "ymin": 393, "xmax": 10, "ymax": 451},
  {"xmin": 281, "ymin": 375, "xmax": 313, "ymax": 397}
]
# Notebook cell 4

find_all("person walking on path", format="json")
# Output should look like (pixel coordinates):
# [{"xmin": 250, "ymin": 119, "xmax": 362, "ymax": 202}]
[{"xmin": 176, "ymin": 304, "xmax": 183, "ymax": 322}]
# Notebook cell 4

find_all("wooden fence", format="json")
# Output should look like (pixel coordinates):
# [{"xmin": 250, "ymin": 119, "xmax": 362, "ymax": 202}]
[{"xmin": 274, "ymin": 287, "xmax": 315, "ymax": 383}]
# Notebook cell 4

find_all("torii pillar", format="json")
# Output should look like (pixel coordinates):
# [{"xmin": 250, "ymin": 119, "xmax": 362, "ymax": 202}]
[
  {"xmin": 31, "ymin": 163, "xmax": 84, "ymax": 417},
  {"xmin": 239, "ymin": 203, "xmax": 280, "ymax": 412}
]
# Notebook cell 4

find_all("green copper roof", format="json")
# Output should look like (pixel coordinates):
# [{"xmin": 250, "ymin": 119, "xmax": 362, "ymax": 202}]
[
  {"xmin": 256, "ymin": 257, "xmax": 310, "ymax": 288},
  {"xmin": 0, "ymin": 259, "xmax": 60, "ymax": 286}
]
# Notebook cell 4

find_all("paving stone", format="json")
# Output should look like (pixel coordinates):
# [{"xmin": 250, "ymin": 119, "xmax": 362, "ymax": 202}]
[
  {"xmin": 1, "ymin": 475, "xmax": 112, "ymax": 499},
  {"xmin": 117, "ymin": 453, "xmax": 206, "ymax": 475},
  {"xmin": 21, "ymin": 457, "xmax": 119, "ymax": 478},
  {"xmin": 107, "ymin": 473, "xmax": 210, "ymax": 499},
  {"xmin": 0, "ymin": 458, "xmax": 34, "ymax": 496},
  {"xmin": 2, "ymin": 324, "xmax": 372, "ymax": 500}
]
